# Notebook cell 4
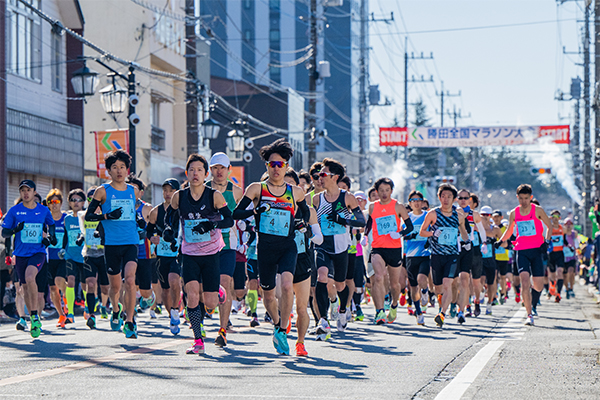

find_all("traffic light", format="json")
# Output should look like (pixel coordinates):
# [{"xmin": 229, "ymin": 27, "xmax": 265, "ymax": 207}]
[
  {"xmin": 435, "ymin": 175, "xmax": 457, "ymax": 185},
  {"xmin": 531, "ymin": 167, "xmax": 551, "ymax": 175}
]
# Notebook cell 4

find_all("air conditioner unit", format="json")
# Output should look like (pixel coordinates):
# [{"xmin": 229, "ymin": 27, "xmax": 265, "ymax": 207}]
[{"xmin": 318, "ymin": 61, "xmax": 331, "ymax": 78}]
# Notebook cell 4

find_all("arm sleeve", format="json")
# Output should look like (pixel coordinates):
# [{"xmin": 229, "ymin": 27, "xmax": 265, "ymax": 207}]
[
  {"xmin": 85, "ymin": 199, "xmax": 104, "ymax": 222},
  {"xmin": 296, "ymin": 199, "xmax": 311, "ymax": 224},
  {"xmin": 399, "ymin": 217, "xmax": 414, "ymax": 236},
  {"xmin": 232, "ymin": 196, "xmax": 255, "ymax": 220},
  {"xmin": 216, "ymin": 206, "xmax": 234, "ymax": 229},
  {"xmin": 1, "ymin": 210, "xmax": 15, "ymax": 238},
  {"xmin": 62, "ymin": 228, "xmax": 68, "ymax": 249},
  {"xmin": 476, "ymin": 220, "xmax": 486, "ymax": 243},
  {"xmin": 364, "ymin": 215, "xmax": 373, "ymax": 235},
  {"xmin": 345, "ymin": 207, "xmax": 366, "ymax": 228},
  {"xmin": 164, "ymin": 206, "xmax": 180, "ymax": 232},
  {"xmin": 310, "ymin": 223, "xmax": 323, "ymax": 245}
]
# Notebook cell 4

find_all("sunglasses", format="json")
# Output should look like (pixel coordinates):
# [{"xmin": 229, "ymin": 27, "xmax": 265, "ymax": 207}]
[
  {"xmin": 457, "ymin": 197, "xmax": 470, "ymax": 200},
  {"xmin": 481, "ymin": 213, "xmax": 491, "ymax": 216},
  {"xmin": 409, "ymin": 198, "xmax": 423, "ymax": 202},
  {"xmin": 70, "ymin": 198, "xmax": 85, "ymax": 203},
  {"xmin": 312, "ymin": 174, "xmax": 320, "ymax": 180},
  {"xmin": 319, "ymin": 172, "xmax": 335, "ymax": 178},
  {"xmin": 551, "ymin": 215, "xmax": 560, "ymax": 219},
  {"xmin": 266, "ymin": 161, "xmax": 287, "ymax": 169},
  {"xmin": 48, "ymin": 199, "xmax": 61, "ymax": 204}
]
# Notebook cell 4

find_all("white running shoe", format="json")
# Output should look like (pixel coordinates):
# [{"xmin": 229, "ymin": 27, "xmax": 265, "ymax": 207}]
[
  {"xmin": 337, "ymin": 311, "xmax": 348, "ymax": 332},
  {"xmin": 420, "ymin": 290, "xmax": 429, "ymax": 307},
  {"xmin": 416, "ymin": 313, "xmax": 425, "ymax": 325},
  {"xmin": 329, "ymin": 298, "xmax": 340, "ymax": 321},
  {"xmin": 346, "ymin": 308, "xmax": 353, "ymax": 323},
  {"xmin": 316, "ymin": 318, "xmax": 331, "ymax": 335},
  {"xmin": 149, "ymin": 309, "xmax": 157, "ymax": 319},
  {"xmin": 525, "ymin": 314, "xmax": 534, "ymax": 326}
]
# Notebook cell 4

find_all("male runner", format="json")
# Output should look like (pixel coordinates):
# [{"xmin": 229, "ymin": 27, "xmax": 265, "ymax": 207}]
[
  {"xmin": 479, "ymin": 206, "xmax": 501, "ymax": 315},
  {"xmin": 45, "ymin": 189, "xmax": 68, "ymax": 327},
  {"xmin": 85, "ymin": 150, "xmax": 140, "ymax": 338},
  {"xmin": 492, "ymin": 210, "xmax": 511, "ymax": 303},
  {"xmin": 498, "ymin": 184, "xmax": 552, "ymax": 326},
  {"xmin": 563, "ymin": 218, "xmax": 578, "ymax": 298},
  {"xmin": 547, "ymin": 210, "xmax": 565, "ymax": 302}
]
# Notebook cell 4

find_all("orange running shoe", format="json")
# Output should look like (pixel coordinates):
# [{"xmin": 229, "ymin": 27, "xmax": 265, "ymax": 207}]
[
  {"xmin": 286, "ymin": 314, "xmax": 292, "ymax": 334},
  {"xmin": 549, "ymin": 281, "xmax": 557, "ymax": 296},
  {"xmin": 56, "ymin": 315, "xmax": 67, "ymax": 328},
  {"xmin": 437, "ymin": 294, "xmax": 443, "ymax": 306},
  {"xmin": 399, "ymin": 293, "xmax": 407, "ymax": 307},
  {"xmin": 295, "ymin": 342, "xmax": 308, "ymax": 357}
]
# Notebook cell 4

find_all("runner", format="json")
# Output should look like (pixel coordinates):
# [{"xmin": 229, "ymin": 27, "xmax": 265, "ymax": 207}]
[
  {"xmin": 205, "ymin": 152, "xmax": 243, "ymax": 344},
  {"xmin": 1, "ymin": 180, "xmax": 56, "ymax": 338},
  {"xmin": 232, "ymin": 139, "xmax": 309, "ymax": 355},
  {"xmin": 163, "ymin": 154, "xmax": 234, "ymax": 355},
  {"xmin": 562, "ymin": 218, "xmax": 579, "ymax": 299},
  {"xmin": 147, "ymin": 178, "xmax": 182, "ymax": 334},
  {"xmin": 547, "ymin": 210, "xmax": 565, "ymax": 302},
  {"xmin": 492, "ymin": 210, "xmax": 511, "ymax": 304},
  {"xmin": 498, "ymin": 184, "xmax": 553, "ymax": 326},
  {"xmin": 479, "ymin": 206, "xmax": 502, "ymax": 315},
  {"xmin": 419, "ymin": 183, "xmax": 469, "ymax": 327},
  {"xmin": 352, "ymin": 191, "xmax": 368, "ymax": 322},
  {"xmin": 365, "ymin": 177, "xmax": 412, "ymax": 325},
  {"xmin": 45, "ymin": 189, "xmax": 68, "ymax": 327},
  {"xmin": 85, "ymin": 150, "xmax": 140, "ymax": 338}
]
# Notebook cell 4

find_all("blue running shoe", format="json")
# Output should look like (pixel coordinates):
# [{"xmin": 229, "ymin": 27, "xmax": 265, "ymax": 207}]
[
  {"xmin": 273, "ymin": 326, "xmax": 289, "ymax": 355},
  {"xmin": 124, "ymin": 322, "xmax": 137, "ymax": 339},
  {"xmin": 86, "ymin": 315, "xmax": 96, "ymax": 330},
  {"xmin": 110, "ymin": 303, "xmax": 123, "ymax": 331},
  {"xmin": 170, "ymin": 308, "xmax": 181, "ymax": 335},
  {"xmin": 16, "ymin": 318, "xmax": 27, "ymax": 331}
]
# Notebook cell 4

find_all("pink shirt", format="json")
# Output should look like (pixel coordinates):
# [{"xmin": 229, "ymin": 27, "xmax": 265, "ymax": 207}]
[{"xmin": 513, "ymin": 204, "xmax": 544, "ymax": 251}]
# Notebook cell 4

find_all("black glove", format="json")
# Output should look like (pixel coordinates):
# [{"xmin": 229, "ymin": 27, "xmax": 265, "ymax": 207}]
[
  {"xmin": 163, "ymin": 226, "xmax": 175, "ymax": 243},
  {"xmin": 255, "ymin": 204, "xmax": 271, "ymax": 215},
  {"xmin": 424, "ymin": 239, "xmax": 430, "ymax": 249},
  {"xmin": 136, "ymin": 213, "xmax": 146, "ymax": 229},
  {"xmin": 460, "ymin": 241, "xmax": 472, "ymax": 252},
  {"xmin": 295, "ymin": 219, "xmax": 307, "ymax": 233},
  {"xmin": 42, "ymin": 234, "xmax": 57, "ymax": 247},
  {"xmin": 93, "ymin": 230, "xmax": 101, "ymax": 239},
  {"xmin": 494, "ymin": 240, "xmax": 504, "ymax": 249},
  {"xmin": 327, "ymin": 213, "xmax": 347, "ymax": 227},
  {"xmin": 105, "ymin": 207, "xmax": 123, "ymax": 220},
  {"xmin": 541, "ymin": 240, "xmax": 549, "ymax": 253},
  {"xmin": 75, "ymin": 233, "xmax": 85, "ymax": 247},
  {"xmin": 13, "ymin": 221, "xmax": 25, "ymax": 233},
  {"xmin": 170, "ymin": 240, "xmax": 179, "ymax": 253},
  {"xmin": 404, "ymin": 232, "xmax": 418, "ymax": 241},
  {"xmin": 486, "ymin": 237, "xmax": 497, "ymax": 244},
  {"xmin": 192, "ymin": 220, "xmax": 215, "ymax": 235}
]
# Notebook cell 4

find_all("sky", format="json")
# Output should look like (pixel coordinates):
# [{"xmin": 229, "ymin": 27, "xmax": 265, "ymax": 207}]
[{"xmin": 368, "ymin": 0, "xmax": 582, "ymax": 138}]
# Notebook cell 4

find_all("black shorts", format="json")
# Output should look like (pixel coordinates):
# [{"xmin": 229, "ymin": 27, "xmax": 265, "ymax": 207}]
[
  {"xmin": 406, "ymin": 256, "xmax": 430, "ymax": 287},
  {"xmin": 80, "ymin": 259, "xmax": 97, "ymax": 281},
  {"xmin": 565, "ymin": 259, "xmax": 577, "ymax": 271},
  {"xmin": 37, "ymin": 262, "xmax": 48, "ymax": 293},
  {"xmin": 294, "ymin": 253, "xmax": 312, "ymax": 284},
  {"xmin": 14, "ymin": 253, "xmax": 45, "ymax": 285},
  {"xmin": 219, "ymin": 249, "xmax": 236, "ymax": 277},
  {"xmin": 371, "ymin": 247, "xmax": 402, "ymax": 268},
  {"xmin": 233, "ymin": 261, "xmax": 247, "ymax": 290},
  {"xmin": 516, "ymin": 247, "xmax": 544, "ymax": 277},
  {"xmin": 353, "ymin": 254, "xmax": 366, "ymax": 288},
  {"xmin": 496, "ymin": 260, "xmax": 509, "ymax": 276},
  {"xmin": 548, "ymin": 251, "xmax": 565, "ymax": 272},
  {"xmin": 151, "ymin": 257, "xmax": 159, "ymax": 284},
  {"xmin": 66, "ymin": 260, "xmax": 84, "ymax": 280},
  {"xmin": 430, "ymin": 254, "xmax": 458, "ymax": 286},
  {"xmin": 482, "ymin": 258, "xmax": 496, "ymax": 285},
  {"xmin": 258, "ymin": 238, "xmax": 297, "ymax": 291},
  {"xmin": 85, "ymin": 256, "xmax": 108, "ymax": 286},
  {"xmin": 471, "ymin": 252, "xmax": 483, "ymax": 280},
  {"xmin": 457, "ymin": 248, "xmax": 474, "ymax": 275},
  {"xmin": 157, "ymin": 256, "xmax": 181, "ymax": 290},
  {"xmin": 136, "ymin": 258, "xmax": 152, "ymax": 291},
  {"xmin": 346, "ymin": 251, "xmax": 356, "ymax": 281},
  {"xmin": 105, "ymin": 245, "xmax": 138, "ymax": 276},
  {"xmin": 47, "ymin": 259, "xmax": 66, "ymax": 285},
  {"xmin": 182, "ymin": 253, "xmax": 220, "ymax": 292},
  {"xmin": 316, "ymin": 248, "xmax": 348, "ymax": 283},
  {"xmin": 246, "ymin": 259, "xmax": 259, "ymax": 281}
]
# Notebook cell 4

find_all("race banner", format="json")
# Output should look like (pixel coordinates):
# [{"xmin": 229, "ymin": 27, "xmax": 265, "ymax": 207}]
[
  {"xmin": 379, "ymin": 125, "xmax": 569, "ymax": 147},
  {"xmin": 94, "ymin": 129, "xmax": 129, "ymax": 178}
]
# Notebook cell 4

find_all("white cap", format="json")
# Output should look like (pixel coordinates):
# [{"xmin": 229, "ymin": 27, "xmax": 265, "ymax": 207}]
[
  {"xmin": 209, "ymin": 152, "xmax": 230, "ymax": 168},
  {"xmin": 354, "ymin": 191, "xmax": 367, "ymax": 200},
  {"xmin": 480, "ymin": 206, "xmax": 493, "ymax": 215}
]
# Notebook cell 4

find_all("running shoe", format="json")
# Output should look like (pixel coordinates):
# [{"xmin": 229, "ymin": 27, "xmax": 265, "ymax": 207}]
[
  {"xmin": 316, "ymin": 318, "xmax": 331, "ymax": 336},
  {"xmin": 525, "ymin": 314, "xmax": 534, "ymax": 326},
  {"xmin": 532, "ymin": 307, "xmax": 538, "ymax": 317},
  {"xmin": 399, "ymin": 292, "xmax": 407, "ymax": 307},
  {"xmin": 566, "ymin": 290, "xmax": 571, "ymax": 300},
  {"xmin": 375, "ymin": 310, "xmax": 386, "ymax": 325},
  {"xmin": 170, "ymin": 308, "xmax": 181, "ymax": 334},
  {"xmin": 465, "ymin": 305, "xmax": 472, "ymax": 318},
  {"xmin": 264, "ymin": 312, "xmax": 272, "ymax": 323},
  {"xmin": 355, "ymin": 307, "xmax": 365, "ymax": 321},
  {"xmin": 295, "ymin": 342, "xmax": 308, "ymax": 357},
  {"xmin": 420, "ymin": 291, "xmax": 429, "ymax": 307},
  {"xmin": 83, "ymin": 307, "xmax": 89, "ymax": 321},
  {"xmin": 16, "ymin": 318, "xmax": 27, "ymax": 331},
  {"xmin": 123, "ymin": 322, "xmax": 137, "ymax": 339},
  {"xmin": 100, "ymin": 306, "xmax": 109, "ymax": 320},
  {"xmin": 273, "ymin": 327, "xmax": 289, "ymax": 355},
  {"xmin": 421, "ymin": 304, "xmax": 428, "ymax": 314},
  {"xmin": 416, "ymin": 313, "xmax": 425, "ymax": 326},
  {"xmin": 30, "ymin": 315, "xmax": 41, "ymax": 338},
  {"xmin": 110, "ymin": 303, "xmax": 123, "ymax": 331},
  {"xmin": 250, "ymin": 316, "xmax": 260, "ymax": 327},
  {"xmin": 387, "ymin": 306, "xmax": 397, "ymax": 323},
  {"xmin": 66, "ymin": 313, "xmax": 74, "ymax": 324},
  {"xmin": 492, "ymin": 298, "xmax": 499, "ymax": 306},
  {"xmin": 316, "ymin": 332, "xmax": 331, "ymax": 341},
  {"xmin": 569, "ymin": 289, "xmax": 575, "ymax": 298},
  {"xmin": 407, "ymin": 305, "xmax": 414, "ymax": 316},
  {"xmin": 450, "ymin": 303, "xmax": 457, "ymax": 318},
  {"xmin": 155, "ymin": 305, "xmax": 163, "ymax": 314},
  {"xmin": 346, "ymin": 308, "xmax": 353, "ymax": 323},
  {"xmin": 434, "ymin": 313, "xmax": 445, "ymax": 327},
  {"xmin": 215, "ymin": 328, "xmax": 227, "ymax": 347},
  {"xmin": 285, "ymin": 314, "xmax": 292, "ymax": 334},
  {"xmin": 436, "ymin": 294, "xmax": 442, "ymax": 307},
  {"xmin": 186, "ymin": 338, "xmax": 205, "ymax": 355},
  {"xmin": 515, "ymin": 292, "xmax": 521, "ymax": 304},
  {"xmin": 549, "ymin": 281, "xmax": 557, "ymax": 296},
  {"xmin": 75, "ymin": 299, "xmax": 85, "ymax": 307},
  {"xmin": 485, "ymin": 304, "xmax": 492, "ymax": 315},
  {"xmin": 139, "ymin": 293, "xmax": 156, "ymax": 310},
  {"xmin": 384, "ymin": 294, "xmax": 391, "ymax": 310},
  {"xmin": 474, "ymin": 303, "xmax": 481, "ymax": 317},
  {"xmin": 457, "ymin": 311, "xmax": 466, "ymax": 324},
  {"xmin": 86, "ymin": 315, "xmax": 96, "ymax": 329},
  {"xmin": 555, "ymin": 294, "xmax": 561, "ymax": 303},
  {"xmin": 330, "ymin": 298, "xmax": 340, "ymax": 321},
  {"xmin": 149, "ymin": 309, "xmax": 157, "ymax": 319},
  {"xmin": 200, "ymin": 322, "xmax": 206, "ymax": 338},
  {"xmin": 56, "ymin": 315, "xmax": 67, "ymax": 328},
  {"xmin": 337, "ymin": 311, "xmax": 348, "ymax": 332},
  {"xmin": 499, "ymin": 295, "xmax": 506, "ymax": 305},
  {"xmin": 429, "ymin": 292, "xmax": 436, "ymax": 308}
]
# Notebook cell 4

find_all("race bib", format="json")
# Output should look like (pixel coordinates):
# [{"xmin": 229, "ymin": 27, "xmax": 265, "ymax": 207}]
[
  {"xmin": 563, "ymin": 246, "xmax": 574, "ymax": 258},
  {"xmin": 438, "ymin": 227, "xmax": 458, "ymax": 246},
  {"xmin": 376, "ymin": 215, "xmax": 397, "ymax": 236},
  {"xmin": 410, "ymin": 224, "xmax": 426, "ymax": 241},
  {"xmin": 67, "ymin": 230, "xmax": 80, "ymax": 247},
  {"xmin": 110, "ymin": 199, "xmax": 135, "ymax": 221},
  {"xmin": 21, "ymin": 223, "xmax": 43, "ymax": 244},
  {"xmin": 552, "ymin": 235, "xmax": 564, "ymax": 248},
  {"xmin": 496, "ymin": 246, "xmax": 506, "ymax": 254},
  {"xmin": 321, "ymin": 215, "xmax": 347, "ymax": 236},
  {"xmin": 157, "ymin": 237, "xmax": 179, "ymax": 257},
  {"xmin": 49, "ymin": 231, "xmax": 64, "ymax": 249},
  {"xmin": 482, "ymin": 244, "xmax": 493, "ymax": 258},
  {"xmin": 259, "ymin": 209, "xmax": 291, "ymax": 237},
  {"xmin": 246, "ymin": 243, "xmax": 257, "ymax": 260},
  {"xmin": 294, "ymin": 231, "xmax": 306, "ymax": 254},
  {"xmin": 472, "ymin": 229, "xmax": 480, "ymax": 246},
  {"xmin": 85, "ymin": 227, "xmax": 102, "ymax": 249},
  {"xmin": 184, "ymin": 219, "xmax": 211, "ymax": 243},
  {"xmin": 516, "ymin": 219, "xmax": 536, "ymax": 237}
]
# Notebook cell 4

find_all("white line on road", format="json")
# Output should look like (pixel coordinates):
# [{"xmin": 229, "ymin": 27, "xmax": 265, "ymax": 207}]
[{"xmin": 434, "ymin": 308, "xmax": 527, "ymax": 400}]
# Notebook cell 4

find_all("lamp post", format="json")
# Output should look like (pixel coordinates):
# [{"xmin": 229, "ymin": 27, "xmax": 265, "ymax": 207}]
[{"xmin": 200, "ymin": 117, "xmax": 221, "ymax": 141}]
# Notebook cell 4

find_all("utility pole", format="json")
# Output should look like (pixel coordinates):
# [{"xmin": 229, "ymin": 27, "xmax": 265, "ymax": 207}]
[
  {"xmin": 594, "ymin": 0, "xmax": 600, "ymax": 197},
  {"xmin": 574, "ymin": 95, "xmax": 582, "ymax": 224},
  {"xmin": 358, "ymin": 0, "xmax": 368, "ymax": 190},
  {"xmin": 185, "ymin": 0, "xmax": 199, "ymax": 156},
  {"xmin": 128, "ymin": 66, "xmax": 137, "ymax": 174},
  {"xmin": 404, "ymin": 40, "xmax": 433, "ymax": 127},
  {"xmin": 584, "ymin": 1, "xmax": 592, "ymax": 237},
  {"xmin": 436, "ymin": 81, "xmax": 460, "ymax": 127},
  {"xmin": 307, "ymin": 0, "xmax": 318, "ymax": 168}
]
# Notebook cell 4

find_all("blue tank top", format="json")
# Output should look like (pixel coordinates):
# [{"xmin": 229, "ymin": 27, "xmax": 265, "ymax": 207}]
[
  {"xmin": 100, "ymin": 183, "xmax": 138, "ymax": 246},
  {"xmin": 136, "ymin": 201, "xmax": 150, "ymax": 259},
  {"xmin": 429, "ymin": 206, "xmax": 460, "ymax": 256},
  {"xmin": 47, "ymin": 213, "xmax": 66, "ymax": 260},
  {"xmin": 64, "ymin": 213, "xmax": 84, "ymax": 263},
  {"xmin": 404, "ymin": 212, "xmax": 430, "ymax": 258}
]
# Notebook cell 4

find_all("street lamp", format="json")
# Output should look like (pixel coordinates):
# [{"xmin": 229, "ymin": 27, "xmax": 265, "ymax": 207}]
[
  {"xmin": 99, "ymin": 80, "xmax": 128, "ymax": 114},
  {"xmin": 201, "ymin": 117, "xmax": 221, "ymax": 140},
  {"xmin": 70, "ymin": 63, "xmax": 99, "ymax": 97},
  {"xmin": 226, "ymin": 127, "xmax": 245, "ymax": 152}
]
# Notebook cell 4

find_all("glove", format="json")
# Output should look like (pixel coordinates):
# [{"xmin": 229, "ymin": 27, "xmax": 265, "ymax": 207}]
[
  {"xmin": 541, "ymin": 240, "xmax": 549, "ymax": 253},
  {"xmin": 360, "ymin": 235, "xmax": 367, "ymax": 247},
  {"xmin": 404, "ymin": 232, "xmax": 418, "ymax": 241},
  {"xmin": 460, "ymin": 241, "xmax": 472, "ymax": 252},
  {"xmin": 58, "ymin": 249, "xmax": 66, "ymax": 260},
  {"xmin": 5, "ymin": 256, "xmax": 11, "ymax": 266},
  {"xmin": 389, "ymin": 232, "xmax": 401, "ymax": 240},
  {"xmin": 433, "ymin": 229, "xmax": 443, "ymax": 238},
  {"xmin": 295, "ymin": 219, "xmax": 307, "ymax": 233},
  {"xmin": 170, "ymin": 240, "xmax": 178, "ymax": 253},
  {"xmin": 255, "ymin": 204, "xmax": 271, "ymax": 215},
  {"xmin": 13, "ymin": 221, "xmax": 25, "ymax": 233},
  {"xmin": 75, "ymin": 233, "xmax": 85, "ymax": 247},
  {"xmin": 192, "ymin": 220, "xmax": 215, "ymax": 235},
  {"xmin": 481, "ymin": 244, "xmax": 488, "ymax": 254},
  {"xmin": 236, "ymin": 243, "xmax": 248, "ymax": 254},
  {"xmin": 237, "ymin": 220, "xmax": 247, "ymax": 232},
  {"xmin": 42, "ymin": 234, "xmax": 57, "ymax": 247},
  {"xmin": 241, "ymin": 231, "xmax": 250, "ymax": 244},
  {"xmin": 327, "ymin": 213, "xmax": 347, "ymax": 227},
  {"xmin": 105, "ymin": 207, "xmax": 123, "ymax": 220},
  {"xmin": 93, "ymin": 230, "xmax": 101, "ymax": 239},
  {"xmin": 494, "ymin": 240, "xmax": 504, "ymax": 249},
  {"xmin": 136, "ymin": 214, "xmax": 146, "ymax": 229},
  {"xmin": 163, "ymin": 226, "xmax": 175, "ymax": 243}
]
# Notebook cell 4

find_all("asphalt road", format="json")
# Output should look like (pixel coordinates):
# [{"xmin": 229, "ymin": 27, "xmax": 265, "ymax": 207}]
[{"xmin": 1, "ymin": 283, "xmax": 599, "ymax": 399}]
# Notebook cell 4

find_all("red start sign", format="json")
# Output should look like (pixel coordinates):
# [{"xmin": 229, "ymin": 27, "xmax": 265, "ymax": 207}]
[{"xmin": 379, "ymin": 127, "xmax": 408, "ymax": 147}]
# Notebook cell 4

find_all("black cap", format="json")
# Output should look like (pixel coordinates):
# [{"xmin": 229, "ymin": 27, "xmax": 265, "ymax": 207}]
[
  {"xmin": 19, "ymin": 179, "xmax": 36, "ymax": 191},
  {"xmin": 492, "ymin": 209, "xmax": 502, "ymax": 217},
  {"xmin": 87, "ymin": 188, "xmax": 96, "ymax": 199},
  {"xmin": 162, "ymin": 178, "xmax": 180, "ymax": 191}
]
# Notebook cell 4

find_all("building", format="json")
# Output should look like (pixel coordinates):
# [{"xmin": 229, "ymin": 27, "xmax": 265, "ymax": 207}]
[{"xmin": 0, "ymin": 0, "xmax": 85, "ymax": 211}]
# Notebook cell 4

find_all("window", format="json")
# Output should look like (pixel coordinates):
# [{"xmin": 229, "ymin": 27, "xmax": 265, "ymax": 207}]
[
  {"xmin": 269, "ymin": 65, "xmax": 281, "ymax": 83},
  {"xmin": 269, "ymin": 29, "xmax": 280, "ymax": 42},
  {"xmin": 51, "ymin": 31, "xmax": 61, "ymax": 92},
  {"xmin": 150, "ymin": 100, "xmax": 165, "ymax": 151},
  {"xmin": 269, "ymin": 0, "xmax": 280, "ymax": 11},
  {"xmin": 150, "ymin": 100, "xmax": 160, "ymax": 127},
  {"xmin": 7, "ymin": 0, "xmax": 41, "ymax": 81},
  {"xmin": 243, "ymin": 0, "xmax": 252, "ymax": 9},
  {"xmin": 244, "ymin": 29, "xmax": 252, "ymax": 43}
]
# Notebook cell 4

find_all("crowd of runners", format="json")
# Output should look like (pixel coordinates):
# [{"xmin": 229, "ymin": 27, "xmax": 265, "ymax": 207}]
[{"xmin": 1, "ymin": 138, "xmax": 593, "ymax": 357}]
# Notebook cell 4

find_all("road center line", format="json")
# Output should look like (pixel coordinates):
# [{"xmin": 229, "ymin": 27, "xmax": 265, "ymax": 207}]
[
  {"xmin": 0, "ymin": 338, "xmax": 186, "ymax": 387},
  {"xmin": 434, "ymin": 308, "xmax": 527, "ymax": 400}
]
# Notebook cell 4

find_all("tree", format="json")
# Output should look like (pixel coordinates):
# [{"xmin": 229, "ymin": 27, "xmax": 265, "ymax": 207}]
[
  {"xmin": 411, "ymin": 98, "xmax": 430, "ymax": 127},
  {"xmin": 409, "ymin": 98, "xmax": 438, "ymax": 178}
]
